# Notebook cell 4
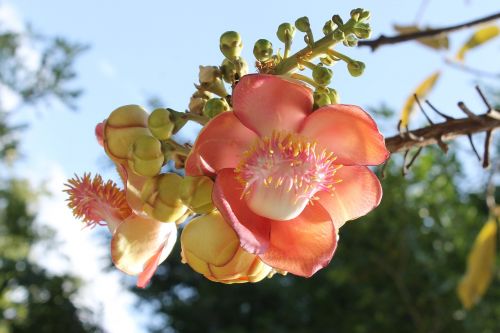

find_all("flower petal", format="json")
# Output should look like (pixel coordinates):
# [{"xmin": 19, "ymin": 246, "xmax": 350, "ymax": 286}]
[
  {"xmin": 260, "ymin": 203, "xmax": 337, "ymax": 277},
  {"xmin": 299, "ymin": 104, "xmax": 389, "ymax": 165},
  {"xmin": 212, "ymin": 168, "xmax": 271, "ymax": 254},
  {"xmin": 186, "ymin": 112, "xmax": 258, "ymax": 176},
  {"xmin": 233, "ymin": 74, "xmax": 314, "ymax": 137},
  {"xmin": 316, "ymin": 166, "xmax": 382, "ymax": 230},
  {"xmin": 111, "ymin": 215, "xmax": 177, "ymax": 277}
]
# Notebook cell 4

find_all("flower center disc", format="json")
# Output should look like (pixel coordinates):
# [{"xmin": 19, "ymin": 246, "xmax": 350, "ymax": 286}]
[{"xmin": 235, "ymin": 131, "xmax": 341, "ymax": 221}]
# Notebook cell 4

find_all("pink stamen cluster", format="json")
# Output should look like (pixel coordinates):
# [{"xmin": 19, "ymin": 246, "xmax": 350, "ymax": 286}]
[
  {"xmin": 64, "ymin": 173, "xmax": 131, "ymax": 228},
  {"xmin": 235, "ymin": 131, "xmax": 342, "ymax": 202}
]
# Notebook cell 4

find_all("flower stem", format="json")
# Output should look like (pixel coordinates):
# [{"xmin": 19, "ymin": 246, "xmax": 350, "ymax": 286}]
[
  {"xmin": 180, "ymin": 112, "xmax": 210, "ymax": 126},
  {"xmin": 289, "ymin": 73, "xmax": 321, "ymax": 89}
]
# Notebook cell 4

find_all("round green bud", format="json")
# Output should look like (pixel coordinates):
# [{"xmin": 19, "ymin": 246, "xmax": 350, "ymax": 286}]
[
  {"xmin": 294, "ymin": 16, "xmax": 310, "ymax": 32},
  {"xmin": 350, "ymin": 8, "xmax": 363, "ymax": 21},
  {"xmin": 312, "ymin": 65, "xmax": 333, "ymax": 86},
  {"xmin": 331, "ymin": 15, "xmax": 343, "ymax": 27},
  {"xmin": 129, "ymin": 135, "xmax": 164, "ymax": 177},
  {"xmin": 347, "ymin": 61, "xmax": 365, "ymax": 77},
  {"xmin": 353, "ymin": 23, "xmax": 372, "ymax": 39},
  {"xmin": 323, "ymin": 20, "xmax": 335, "ymax": 35},
  {"xmin": 333, "ymin": 29, "xmax": 345, "ymax": 41},
  {"xmin": 203, "ymin": 98, "xmax": 230, "ymax": 118},
  {"xmin": 253, "ymin": 39, "xmax": 273, "ymax": 61},
  {"xmin": 313, "ymin": 90, "xmax": 331, "ymax": 108},
  {"xmin": 343, "ymin": 34, "xmax": 358, "ymax": 47},
  {"xmin": 359, "ymin": 10, "xmax": 371, "ymax": 21},
  {"xmin": 276, "ymin": 23, "xmax": 295, "ymax": 43},
  {"xmin": 220, "ymin": 57, "xmax": 248, "ymax": 83},
  {"xmin": 148, "ymin": 108, "xmax": 174, "ymax": 140},
  {"xmin": 327, "ymin": 88, "xmax": 340, "ymax": 104},
  {"xmin": 219, "ymin": 31, "xmax": 243, "ymax": 60}
]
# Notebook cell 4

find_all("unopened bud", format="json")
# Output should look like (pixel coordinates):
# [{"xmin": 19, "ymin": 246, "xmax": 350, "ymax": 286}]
[
  {"xmin": 328, "ymin": 88, "xmax": 340, "ymax": 104},
  {"xmin": 198, "ymin": 66, "xmax": 227, "ymax": 97},
  {"xmin": 203, "ymin": 98, "xmax": 230, "ymax": 118},
  {"xmin": 276, "ymin": 23, "xmax": 295, "ymax": 43},
  {"xmin": 359, "ymin": 10, "xmax": 371, "ymax": 21},
  {"xmin": 295, "ymin": 16, "xmax": 310, "ymax": 33},
  {"xmin": 128, "ymin": 135, "xmax": 164, "ymax": 177},
  {"xmin": 331, "ymin": 15, "xmax": 343, "ymax": 27},
  {"xmin": 347, "ymin": 60, "xmax": 365, "ymax": 77},
  {"xmin": 148, "ymin": 108, "xmax": 174, "ymax": 140},
  {"xmin": 180, "ymin": 176, "xmax": 214, "ymax": 214},
  {"xmin": 253, "ymin": 39, "xmax": 273, "ymax": 61},
  {"xmin": 219, "ymin": 31, "xmax": 243, "ymax": 60},
  {"xmin": 350, "ymin": 8, "xmax": 363, "ymax": 21},
  {"xmin": 333, "ymin": 29, "xmax": 345, "ymax": 41},
  {"xmin": 323, "ymin": 20, "xmax": 336, "ymax": 35},
  {"xmin": 220, "ymin": 57, "xmax": 248, "ymax": 83},
  {"xmin": 313, "ymin": 90, "xmax": 331, "ymax": 108},
  {"xmin": 312, "ymin": 65, "xmax": 333, "ymax": 86},
  {"xmin": 141, "ymin": 173, "xmax": 188, "ymax": 222},
  {"xmin": 189, "ymin": 90, "xmax": 212, "ymax": 115},
  {"xmin": 353, "ymin": 23, "xmax": 372, "ymax": 39},
  {"xmin": 104, "ymin": 105, "xmax": 150, "ymax": 164},
  {"xmin": 343, "ymin": 34, "xmax": 358, "ymax": 47},
  {"xmin": 181, "ymin": 211, "xmax": 272, "ymax": 283}
]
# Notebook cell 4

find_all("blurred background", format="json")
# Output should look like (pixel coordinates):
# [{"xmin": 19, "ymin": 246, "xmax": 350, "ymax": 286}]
[{"xmin": 0, "ymin": 0, "xmax": 499, "ymax": 332}]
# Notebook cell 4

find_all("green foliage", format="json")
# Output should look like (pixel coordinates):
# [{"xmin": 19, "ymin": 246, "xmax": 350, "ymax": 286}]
[{"xmin": 134, "ymin": 148, "xmax": 500, "ymax": 333}]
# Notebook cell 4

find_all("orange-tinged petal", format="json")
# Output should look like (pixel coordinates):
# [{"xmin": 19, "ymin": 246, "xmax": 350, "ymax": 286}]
[
  {"xmin": 316, "ymin": 166, "xmax": 383, "ymax": 230},
  {"xmin": 184, "ymin": 149, "xmax": 215, "ymax": 177},
  {"xmin": 212, "ymin": 168, "xmax": 271, "ymax": 254},
  {"xmin": 299, "ymin": 104, "xmax": 389, "ymax": 166},
  {"xmin": 260, "ymin": 203, "xmax": 337, "ymax": 277},
  {"xmin": 187, "ymin": 112, "xmax": 258, "ymax": 176},
  {"xmin": 111, "ymin": 215, "xmax": 177, "ymax": 277},
  {"xmin": 233, "ymin": 74, "xmax": 314, "ymax": 137}
]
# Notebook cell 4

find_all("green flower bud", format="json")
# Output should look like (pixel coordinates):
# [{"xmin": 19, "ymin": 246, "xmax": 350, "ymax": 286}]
[
  {"xmin": 323, "ymin": 20, "xmax": 336, "ymax": 35},
  {"xmin": 219, "ymin": 31, "xmax": 243, "ymax": 60},
  {"xmin": 359, "ymin": 10, "xmax": 371, "ymax": 21},
  {"xmin": 343, "ymin": 34, "xmax": 358, "ymax": 47},
  {"xmin": 128, "ymin": 135, "xmax": 164, "ymax": 177},
  {"xmin": 327, "ymin": 88, "xmax": 340, "ymax": 104},
  {"xmin": 276, "ymin": 23, "xmax": 295, "ymax": 43},
  {"xmin": 198, "ymin": 66, "xmax": 227, "ymax": 97},
  {"xmin": 253, "ymin": 39, "xmax": 273, "ymax": 61},
  {"xmin": 313, "ymin": 90, "xmax": 331, "ymax": 108},
  {"xmin": 350, "ymin": 8, "xmax": 363, "ymax": 21},
  {"xmin": 180, "ymin": 176, "xmax": 215, "ymax": 214},
  {"xmin": 347, "ymin": 60, "xmax": 365, "ymax": 77},
  {"xmin": 148, "ymin": 108, "xmax": 174, "ymax": 140},
  {"xmin": 203, "ymin": 98, "xmax": 230, "ymax": 118},
  {"xmin": 220, "ymin": 57, "xmax": 248, "ymax": 83},
  {"xmin": 312, "ymin": 65, "xmax": 333, "ymax": 86},
  {"xmin": 331, "ymin": 15, "xmax": 343, "ymax": 27},
  {"xmin": 141, "ymin": 173, "xmax": 188, "ymax": 223},
  {"xmin": 294, "ymin": 16, "xmax": 310, "ymax": 32},
  {"xmin": 353, "ymin": 23, "xmax": 372, "ymax": 39},
  {"xmin": 333, "ymin": 29, "xmax": 345, "ymax": 41}
]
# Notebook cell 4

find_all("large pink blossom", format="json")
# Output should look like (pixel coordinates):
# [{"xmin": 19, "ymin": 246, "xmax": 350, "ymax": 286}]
[{"xmin": 185, "ymin": 74, "xmax": 389, "ymax": 277}]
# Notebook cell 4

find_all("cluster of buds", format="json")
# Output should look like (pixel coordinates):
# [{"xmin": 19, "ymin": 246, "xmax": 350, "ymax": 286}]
[{"xmin": 66, "ymin": 8, "xmax": 383, "ymax": 287}]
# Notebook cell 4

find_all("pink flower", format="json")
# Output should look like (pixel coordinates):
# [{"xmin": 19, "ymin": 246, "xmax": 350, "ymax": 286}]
[{"xmin": 186, "ymin": 74, "xmax": 389, "ymax": 277}]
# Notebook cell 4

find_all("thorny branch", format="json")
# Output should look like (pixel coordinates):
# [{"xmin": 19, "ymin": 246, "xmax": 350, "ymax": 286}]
[
  {"xmin": 358, "ymin": 12, "xmax": 500, "ymax": 51},
  {"xmin": 385, "ymin": 87, "xmax": 499, "ymax": 173}
]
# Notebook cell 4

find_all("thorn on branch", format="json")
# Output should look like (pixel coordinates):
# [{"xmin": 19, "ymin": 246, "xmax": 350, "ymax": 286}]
[
  {"xmin": 403, "ymin": 147, "xmax": 423, "ymax": 175},
  {"xmin": 425, "ymin": 100, "xmax": 454, "ymax": 121},
  {"xmin": 437, "ymin": 136, "xmax": 449, "ymax": 153},
  {"xmin": 457, "ymin": 101, "xmax": 486, "ymax": 124},
  {"xmin": 467, "ymin": 134, "xmax": 481, "ymax": 161},
  {"xmin": 475, "ymin": 86, "xmax": 493, "ymax": 112},
  {"xmin": 483, "ymin": 130, "xmax": 492, "ymax": 169},
  {"xmin": 414, "ymin": 94, "xmax": 434, "ymax": 125}
]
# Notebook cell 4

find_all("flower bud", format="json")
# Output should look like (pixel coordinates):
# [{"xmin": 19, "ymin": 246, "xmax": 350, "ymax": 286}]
[
  {"xmin": 104, "ymin": 105, "xmax": 151, "ymax": 164},
  {"xmin": 343, "ymin": 34, "xmax": 358, "ymax": 47},
  {"xmin": 253, "ymin": 39, "xmax": 273, "ymax": 61},
  {"xmin": 148, "ymin": 108, "xmax": 174, "ymax": 140},
  {"xmin": 331, "ymin": 15, "xmax": 343, "ymax": 27},
  {"xmin": 219, "ymin": 31, "xmax": 243, "ymax": 60},
  {"xmin": 141, "ymin": 173, "xmax": 188, "ymax": 222},
  {"xmin": 323, "ymin": 20, "xmax": 336, "ymax": 35},
  {"xmin": 180, "ymin": 176, "xmax": 214, "ymax": 214},
  {"xmin": 327, "ymin": 88, "xmax": 340, "ymax": 104},
  {"xmin": 294, "ymin": 16, "xmax": 310, "ymax": 33},
  {"xmin": 198, "ymin": 66, "xmax": 228, "ymax": 97},
  {"xmin": 359, "ymin": 10, "xmax": 371, "ymax": 21},
  {"xmin": 128, "ymin": 135, "xmax": 164, "ymax": 177},
  {"xmin": 350, "ymin": 8, "xmax": 363, "ymax": 21},
  {"xmin": 353, "ymin": 23, "xmax": 372, "ymax": 39},
  {"xmin": 313, "ymin": 90, "xmax": 331, "ymax": 108},
  {"xmin": 220, "ymin": 57, "xmax": 248, "ymax": 83},
  {"xmin": 276, "ymin": 23, "xmax": 295, "ymax": 43},
  {"xmin": 203, "ymin": 98, "xmax": 230, "ymax": 118},
  {"xmin": 319, "ymin": 56, "xmax": 335, "ymax": 66},
  {"xmin": 312, "ymin": 65, "xmax": 333, "ymax": 86},
  {"xmin": 181, "ymin": 211, "xmax": 272, "ymax": 283},
  {"xmin": 189, "ymin": 90, "xmax": 212, "ymax": 115},
  {"xmin": 333, "ymin": 29, "xmax": 345, "ymax": 41},
  {"xmin": 347, "ymin": 60, "xmax": 365, "ymax": 77}
]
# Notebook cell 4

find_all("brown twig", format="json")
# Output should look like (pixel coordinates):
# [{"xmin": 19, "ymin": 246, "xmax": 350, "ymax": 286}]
[
  {"xmin": 385, "ymin": 114, "xmax": 499, "ymax": 153},
  {"xmin": 359, "ymin": 12, "xmax": 500, "ymax": 51}
]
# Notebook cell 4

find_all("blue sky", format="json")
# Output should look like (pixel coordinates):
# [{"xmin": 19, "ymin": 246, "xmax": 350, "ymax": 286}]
[{"xmin": 2, "ymin": 1, "xmax": 499, "ymax": 332}]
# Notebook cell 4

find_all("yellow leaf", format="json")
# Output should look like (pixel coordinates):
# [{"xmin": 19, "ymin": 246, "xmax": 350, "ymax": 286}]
[
  {"xmin": 394, "ymin": 24, "xmax": 449, "ymax": 50},
  {"xmin": 456, "ymin": 25, "xmax": 500, "ymax": 61},
  {"xmin": 400, "ymin": 71, "xmax": 440, "ymax": 128},
  {"xmin": 457, "ymin": 219, "xmax": 497, "ymax": 310}
]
